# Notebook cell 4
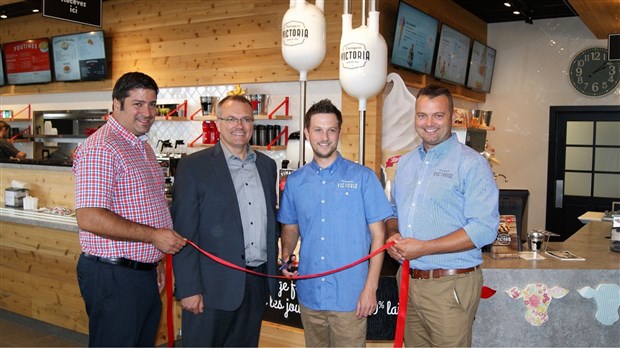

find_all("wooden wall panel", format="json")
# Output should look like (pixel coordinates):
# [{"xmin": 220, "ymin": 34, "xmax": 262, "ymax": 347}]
[
  {"xmin": 0, "ymin": 0, "xmax": 486, "ymax": 173},
  {"xmin": 0, "ymin": 167, "xmax": 74, "ymax": 208}
]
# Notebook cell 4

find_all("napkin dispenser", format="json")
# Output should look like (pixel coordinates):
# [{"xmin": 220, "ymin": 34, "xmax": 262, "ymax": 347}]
[{"xmin": 4, "ymin": 187, "xmax": 29, "ymax": 207}]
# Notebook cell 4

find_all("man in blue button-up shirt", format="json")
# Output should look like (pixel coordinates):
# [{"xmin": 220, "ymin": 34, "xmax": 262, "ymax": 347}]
[
  {"xmin": 278, "ymin": 99, "xmax": 393, "ymax": 347},
  {"xmin": 386, "ymin": 85, "xmax": 499, "ymax": 347}
]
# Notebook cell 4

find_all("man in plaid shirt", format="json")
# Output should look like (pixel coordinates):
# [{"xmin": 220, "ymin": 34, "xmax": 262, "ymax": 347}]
[{"xmin": 73, "ymin": 72, "xmax": 186, "ymax": 347}]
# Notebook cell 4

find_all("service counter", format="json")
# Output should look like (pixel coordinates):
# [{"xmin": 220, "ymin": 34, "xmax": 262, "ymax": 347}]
[
  {"xmin": 265, "ymin": 221, "xmax": 619, "ymax": 346},
  {"xmin": 1, "ymin": 160, "xmax": 618, "ymax": 346}
]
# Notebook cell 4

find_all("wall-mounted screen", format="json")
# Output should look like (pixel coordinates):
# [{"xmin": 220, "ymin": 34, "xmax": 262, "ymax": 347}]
[
  {"xmin": 390, "ymin": 1, "xmax": 439, "ymax": 75},
  {"xmin": 466, "ymin": 40, "xmax": 496, "ymax": 93},
  {"xmin": 433, "ymin": 24, "xmax": 471, "ymax": 86},
  {"xmin": 4, "ymin": 38, "xmax": 52, "ymax": 85},
  {"xmin": 0, "ymin": 48, "xmax": 5, "ymax": 86},
  {"xmin": 52, "ymin": 31, "xmax": 107, "ymax": 82}
]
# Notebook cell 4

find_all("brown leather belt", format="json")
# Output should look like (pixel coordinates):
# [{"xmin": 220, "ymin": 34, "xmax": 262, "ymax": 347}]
[{"xmin": 410, "ymin": 266, "xmax": 478, "ymax": 280}]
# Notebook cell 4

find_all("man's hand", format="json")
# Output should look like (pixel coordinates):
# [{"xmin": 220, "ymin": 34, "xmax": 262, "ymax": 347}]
[
  {"xmin": 156, "ymin": 262, "xmax": 166, "ymax": 293},
  {"xmin": 180, "ymin": 294, "xmax": 204, "ymax": 315},
  {"xmin": 386, "ymin": 232, "xmax": 404, "ymax": 261},
  {"xmin": 392, "ymin": 237, "xmax": 427, "ymax": 260},
  {"xmin": 356, "ymin": 286, "xmax": 378, "ymax": 319},
  {"xmin": 281, "ymin": 267, "xmax": 299, "ymax": 277},
  {"xmin": 152, "ymin": 229, "xmax": 186, "ymax": 254}
]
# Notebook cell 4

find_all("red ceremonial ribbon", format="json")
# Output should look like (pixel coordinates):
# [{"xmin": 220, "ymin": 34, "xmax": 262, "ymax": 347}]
[
  {"xmin": 165, "ymin": 240, "xmax": 407, "ymax": 347},
  {"xmin": 393, "ymin": 259, "xmax": 409, "ymax": 348}
]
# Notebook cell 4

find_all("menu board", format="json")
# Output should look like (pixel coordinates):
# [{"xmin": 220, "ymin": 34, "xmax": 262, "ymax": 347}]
[
  {"xmin": 52, "ymin": 31, "xmax": 107, "ymax": 82},
  {"xmin": 466, "ymin": 40, "xmax": 497, "ymax": 93},
  {"xmin": 0, "ymin": 48, "xmax": 5, "ymax": 86},
  {"xmin": 390, "ymin": 1, "xmax": 439, "ymax": 75},
  {"xmin": 433, "ymin": 25, "xmax": 471, "ymax": 86},
  {"xmin": 4, "ymin": 38, "xmax": 52, "ymax": 85}
]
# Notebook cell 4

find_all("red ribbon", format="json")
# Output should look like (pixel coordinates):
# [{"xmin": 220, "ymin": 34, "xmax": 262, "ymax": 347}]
[
  {"xmin": 393, "ymin": 259, "xmax": 409, "ymax": 348},
  {"xmin": 165, "ymin": 240, "xmax": 404, "ymax": 347},
  {"xmin": 185, "ymin": 239, "xmax": 395, "ymax": 280}
]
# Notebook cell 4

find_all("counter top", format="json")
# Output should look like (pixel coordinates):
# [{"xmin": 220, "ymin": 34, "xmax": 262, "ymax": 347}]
[
  {"xmin": 0, "ymin": 162, "xmax": 72, "ymax": 171},
  {"xmin": 0, "ymin": 207, "xmax": 77, "ymax": 232},
  {"xmin": 482, "ymin": 221, "xmax": 618, "ymax": 270}
]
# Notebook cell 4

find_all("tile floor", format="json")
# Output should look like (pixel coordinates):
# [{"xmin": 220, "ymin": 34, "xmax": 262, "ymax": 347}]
[{"xmin": 0, "ymin": 309, "xmax": 88, "ymax": 347}]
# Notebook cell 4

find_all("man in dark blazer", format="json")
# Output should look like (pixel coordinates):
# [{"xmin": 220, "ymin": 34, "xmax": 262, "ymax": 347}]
[{"xmin": 172, "ymin": 95, "xmax": 278, "ymax": 347}]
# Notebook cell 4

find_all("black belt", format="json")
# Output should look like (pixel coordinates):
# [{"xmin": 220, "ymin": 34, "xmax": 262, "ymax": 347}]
[
  {"xmin": 82, "ymin": 253, "xmax": 158, "ymax": 271},
  {"xmin": 410, "ymin": 266, "xmax": 478, "ymax": 280},
  {"xmin": 246, "ymin": 263, "xmax": 265, "ymax": 271}
]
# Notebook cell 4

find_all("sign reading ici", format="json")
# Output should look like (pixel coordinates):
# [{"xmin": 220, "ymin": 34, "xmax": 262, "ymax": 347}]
[{"xmin": 43, "ymin": 0, "xmax": 102, "ymax": 27}]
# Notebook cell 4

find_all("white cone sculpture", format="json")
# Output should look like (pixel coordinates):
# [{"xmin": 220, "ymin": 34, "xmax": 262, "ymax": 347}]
[
  {"xmin": 282, "ymin": 0, "xmax": 326, "ymax": 81},
  {"xmin": 339, "ymin": 0, "xmax": 387, "ymax": 111}
]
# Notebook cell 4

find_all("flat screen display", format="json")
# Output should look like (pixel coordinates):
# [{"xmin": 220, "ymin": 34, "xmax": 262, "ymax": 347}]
[
  {"xmin": 390, "ymin": 1, "xmax": 439, "ymax": 75},
  {"xmin": 52, "ymin": 31, "xmax": 107, "ymax": 82},
  {"xmin": 4, "ymin": 38, "xmax": 52, "ymax": 85},
  {"xmin": 0, "ymin": 48, "xmax": 5, "ymax": 86},
  {"xmin": 466, "ymin": 40, "xmax": 496, "ymax": 93},
  {"xmin": 433, "ymin": 24, "xmax": 471, "ymax": 86}
]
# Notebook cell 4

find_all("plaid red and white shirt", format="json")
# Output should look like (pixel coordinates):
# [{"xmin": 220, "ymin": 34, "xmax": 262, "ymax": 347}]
[{"xmin": 73, "ymin": 116, "xmax": 171, "ymax": 263}]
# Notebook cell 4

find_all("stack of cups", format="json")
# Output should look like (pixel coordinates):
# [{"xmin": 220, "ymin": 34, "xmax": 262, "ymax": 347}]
[{"xmin": 23, "ymin": 196, "xmax": 39, "ymax": 210}]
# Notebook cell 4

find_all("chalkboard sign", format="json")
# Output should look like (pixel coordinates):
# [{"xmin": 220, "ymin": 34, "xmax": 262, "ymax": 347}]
[{"xmin": 264, "ymin": 276, "xmax": 400, "ymax": 340}]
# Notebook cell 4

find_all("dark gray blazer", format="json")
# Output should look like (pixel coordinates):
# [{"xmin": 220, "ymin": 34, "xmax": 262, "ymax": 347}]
[{"xmin": 171, "ymin": 142, "xmax": 278, "ymax": 311}]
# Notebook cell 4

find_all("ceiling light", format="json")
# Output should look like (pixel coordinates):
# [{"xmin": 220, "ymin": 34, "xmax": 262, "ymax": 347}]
[
  {"xmin": 32, "ymin": 0, "xmax": 40, "ymax": 12},
  {"xmin": 0, "ymin": 12, "xmax": 7, "ymax": 19},
  {"xmin": 513, "ymin": 10, "xmax": 520, "ymax": 15},
  {"xmin": 504, "ymin": 2, "xmax": 512, "ymax": 7}
]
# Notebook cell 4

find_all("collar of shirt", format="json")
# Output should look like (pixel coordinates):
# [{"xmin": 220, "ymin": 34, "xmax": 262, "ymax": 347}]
[
  {"xmin": 416, "ymin": 133, "xmax": 458, "ymax": 160},
  {"xmin": 107, "ymin": 115, "xmax": 149, "ymax": 146},
  {"xmin": 220, "ymin": 142, "xmax": 256, "ymax": 163},
  {"xmin": 307, "ymin": 152, "xmax": 343, "ymax": 175}
]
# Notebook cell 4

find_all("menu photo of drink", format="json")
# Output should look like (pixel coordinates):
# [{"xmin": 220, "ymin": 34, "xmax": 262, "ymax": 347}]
[{"xmin": 52, "ymin": 31, "xmax": 107, "ymax": 82}]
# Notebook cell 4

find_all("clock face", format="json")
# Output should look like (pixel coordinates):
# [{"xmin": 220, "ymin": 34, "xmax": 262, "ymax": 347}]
[{"xmin": 569, "ymin": 47, "xmax": 620, "ymax": 97}]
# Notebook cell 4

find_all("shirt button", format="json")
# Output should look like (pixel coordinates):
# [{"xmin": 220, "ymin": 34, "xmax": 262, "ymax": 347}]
[
  {"xmin": 321, "ymin": 278, "xmax": 325, "ymax": 282},
  {"xmin": 345, "ymin": 192, "xmax": 349, "ymax": 196},
  {"xmin": 321, "ymin": 256, "xmax": 325, "ymax": 260},
  {"xmin": 321, "ymin": 237, "xmax": 325, "ymax": 241},
  {"xmin": 408, "ymin": 224, "xmax": 412, "ymax": 228},
  {"xmin": 321, "ymin": 218, "xmax": 325, "ymax": 222},
  {"xmin": 417, "ymin": 181, "xmax": 421, "ymax": 185},
  {"xmin": 321, "ymin": 200, "xmax": 325, "ymax": 204},
  {"xmin": 322, "ymin": 181, "xmax": 326, "ymax": 184}
]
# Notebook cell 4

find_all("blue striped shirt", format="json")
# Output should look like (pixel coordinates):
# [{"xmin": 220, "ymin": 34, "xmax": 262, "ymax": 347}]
[
  {"xmin": 278, "ymin": 153, "xmax": 393, "ymax": 311},
  {"xmin": 391, "ymin": 134, "xmax": 499, "ymax": 270}
]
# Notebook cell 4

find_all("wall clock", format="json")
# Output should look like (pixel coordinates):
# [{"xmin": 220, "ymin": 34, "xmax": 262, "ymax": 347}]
[{"xmin": 569, "ymin": 47, "xmax": 620, "ymax": 97}]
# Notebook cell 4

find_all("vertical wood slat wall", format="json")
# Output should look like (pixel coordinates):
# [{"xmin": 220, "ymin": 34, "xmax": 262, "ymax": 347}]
[{"xmin": 0, "ymin": 0, "xmax": 485, "ymax": 172}]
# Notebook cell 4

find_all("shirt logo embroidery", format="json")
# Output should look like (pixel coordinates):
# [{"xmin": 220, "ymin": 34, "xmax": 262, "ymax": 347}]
[
  {"xmin": 433, "ymin": 169, "xmax": 453, "ymax": 179},
  {"xmin": 337, "ymin": 180, "xmax": 359, "ymax": 190}
]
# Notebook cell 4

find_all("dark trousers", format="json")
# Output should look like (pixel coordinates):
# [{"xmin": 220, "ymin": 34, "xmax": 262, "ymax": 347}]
[
  {"xmin": 181, "ymin": 264, "xmax": 267, "ymax": 347},
  {"xmin": 77, "ymin": 254, "xmax": 162, "ymax": 347}
]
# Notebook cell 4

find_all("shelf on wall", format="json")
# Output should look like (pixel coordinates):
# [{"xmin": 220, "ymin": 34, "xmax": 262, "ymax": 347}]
[
  {"xmin": 192, "ymin": 144, "xmax": 287, "ymax": 151},
  {"xmin": 191, "ymin": 115, "xmax": 293, "ymax": 121}
]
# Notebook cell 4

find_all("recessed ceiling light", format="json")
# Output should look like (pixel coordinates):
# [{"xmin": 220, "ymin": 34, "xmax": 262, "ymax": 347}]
[
  {"xmin": 32, "ymin": 8, "xmax": 40, "ymax": 13},
  {"xmin": 513, "ymin": 10, "xmax": 521, "ymax": 15},
  {"xmin": 0, "ymin": 13, "xmax": 7, "ymax": 19},
  {"xmin": 504, "ymin": 2, "xmax": 512, "ymax": 7}
]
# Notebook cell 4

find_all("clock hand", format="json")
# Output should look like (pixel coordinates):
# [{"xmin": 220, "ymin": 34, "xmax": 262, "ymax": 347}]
[{"xmin": 589, "ymin": 62, "xmax": 609, "ymax": 77}]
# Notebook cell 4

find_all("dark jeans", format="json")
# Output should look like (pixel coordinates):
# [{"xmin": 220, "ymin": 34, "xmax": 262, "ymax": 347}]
[{"xmin": 77, "ymin": 254, "xmax": 162, "ymax": 347}]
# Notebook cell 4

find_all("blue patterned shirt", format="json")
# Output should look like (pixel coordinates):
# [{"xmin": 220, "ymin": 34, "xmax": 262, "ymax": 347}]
[
  {"xmin": 391, "ymin": 134, "xmax": 499, "ymax": 270},
  {"xmin": 278, "ymin": 153, "xmax": 393, "ymax": 311}
]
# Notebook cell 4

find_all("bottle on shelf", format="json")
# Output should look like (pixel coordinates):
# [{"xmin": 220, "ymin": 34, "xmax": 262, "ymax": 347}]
[{"xmin": 202, "ymin": 121, "xmax": 210, "ymax": 144}]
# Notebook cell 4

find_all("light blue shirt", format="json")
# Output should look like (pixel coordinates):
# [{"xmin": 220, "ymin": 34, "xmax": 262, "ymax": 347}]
[
  {"xmin": 391, "ymin": 134, "xmax": 499, "ymax": 270},
  {"xmin": 278, "ymin": 153, "xmax": 393, "ymax": 311}
]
